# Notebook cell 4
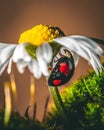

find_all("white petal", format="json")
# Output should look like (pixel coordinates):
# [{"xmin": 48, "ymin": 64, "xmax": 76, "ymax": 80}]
[
  {"xmin": 16, "ymin": 62, "xmax": 26, "ymax": 73},
  {"xmin": 0, "ymin": 44, "xmax": 16, "ymax": 63},
  {"xmin": 16, "ymin": 61, "xmax": 28, "ymax": 73},
  {"xmin": 54, "ymin": 36, "xmax": 89, "ymax": 60},
  {"xmin": 12, "ymin": 43, "xmax": 31, "ymax": 63},
  {"xmin": 54, "ymin": 36, "xmax": 104, "ymax": 73},
  {"xmin": 71, "ymin": 36, "xmax": 104, "ymax": 72},
  {"xmin": 28, "ymin": 59, "xmax": 42, "ymax": 78},
  {"xmin": 36, "ymin": 46, "xmax": 49, "ymax": 76},
  {"xmin": 0, "ymin": 43, "xmax": 16, "ymax": 51},
  {"xmin": 0, "ymin": 59, "xmax": 9, "ymax": 75},
  {"xmin": 81, "ymin": 44, "xmax": 103, "ymax": 73},
  {"xmin": 70, "ymin": 35, "xmax": 104, "ymax": 55},
  {"xmin": 71, "ymin": 52, "xmax": 79, "ymax": 67},
  {"xmin": 7, "ymin": 57, "xmax": 13, "ymax": 74},
  {"xmin": 0, "ymin": 43, "xmax": 16, "ymax": 75},
  {"xmin": 41, "ymin": 43, "xmax": 53, "ymax": 63}
]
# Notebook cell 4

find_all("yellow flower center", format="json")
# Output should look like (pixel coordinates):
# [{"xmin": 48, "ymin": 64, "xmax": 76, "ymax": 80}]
[{"xmin": 18, "ymin": 24, "xmax": 65, "ymax": 46}]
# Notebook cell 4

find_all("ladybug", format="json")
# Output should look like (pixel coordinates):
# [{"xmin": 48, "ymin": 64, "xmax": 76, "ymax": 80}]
[{"xmin": 48, "ymin": 48, "xmax": 75, "ymax": 87}]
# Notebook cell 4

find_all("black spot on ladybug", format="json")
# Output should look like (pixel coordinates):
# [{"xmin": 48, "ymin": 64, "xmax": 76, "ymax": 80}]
[{"xmin": 48, "ymin": 56, "xmax": 75, "ymax": 87}]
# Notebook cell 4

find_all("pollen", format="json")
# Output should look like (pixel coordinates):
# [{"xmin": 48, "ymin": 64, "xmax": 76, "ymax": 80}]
[{"xmin": 18, "ymin": 24, "xmax": 65, "ymax": 46}]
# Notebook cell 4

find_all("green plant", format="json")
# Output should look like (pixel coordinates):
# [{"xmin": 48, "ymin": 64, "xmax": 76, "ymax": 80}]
[
  {"xmin": 0, "ymin": 108, "xmax": 53, "ymax": 130},
  {"xmin": 46, "ymin": 70, "xmax": 104, "ymax": 130},
  {"xmin": 0, "ymin": 70, "xmax": 104, "ymax": 130}
]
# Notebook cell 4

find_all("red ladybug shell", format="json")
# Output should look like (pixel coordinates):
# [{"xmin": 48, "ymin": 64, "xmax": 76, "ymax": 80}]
[
  {"xmin": 59, "ymin": 62, "xmax": 70, "ymax": 76},
  {"xmin": 53, "ymin": 79, "xmax": 62, "ymax": 85},
  {"xmin": 48, "ymin": 56, "xmax": 75, "ymax": 87}
]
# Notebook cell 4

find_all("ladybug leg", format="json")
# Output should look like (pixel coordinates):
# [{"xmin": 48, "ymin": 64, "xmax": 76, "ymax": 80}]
[
  {"xmin": 59, "ymin": 52, "xmax": 64, "ymax": 57},
  {"xmin": 53, "ymin": 57, "xmax": 59, "ymax": 62},
  {"xmin": 48, "ymin": 67, "xmax": 53, "ymax": 71},
  {"xmin": 59, "ymin": 47, "xmax": 71, "ymax": 59}
]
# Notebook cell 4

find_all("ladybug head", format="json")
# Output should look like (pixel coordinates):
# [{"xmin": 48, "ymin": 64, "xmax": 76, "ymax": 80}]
[{"xmin": 48, "ymin": 48, "xmax": 75, "ymax": 87}]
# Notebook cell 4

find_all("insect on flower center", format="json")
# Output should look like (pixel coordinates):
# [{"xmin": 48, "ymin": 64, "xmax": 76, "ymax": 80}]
[{"xmin": 18, "ymin": 24, "xmax": 65, "ymax": 46}]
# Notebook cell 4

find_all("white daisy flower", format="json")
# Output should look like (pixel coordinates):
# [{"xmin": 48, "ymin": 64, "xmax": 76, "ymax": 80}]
[
  {"xmin": 0, "ymin": 42, "xmax": 53, "ymax": 78},
  {"xmin": 0, "ymin": 24, "xmax": 104, "ymax": 80},
  {"xmin": 53, "ymin": 35, "xmax": 104, "ymax": 73}
]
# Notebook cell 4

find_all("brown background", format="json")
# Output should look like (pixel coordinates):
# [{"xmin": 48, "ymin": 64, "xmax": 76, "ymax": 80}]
[{"xmin": 0, "ymin": 0, "xmax": 104, "ymax": 120}]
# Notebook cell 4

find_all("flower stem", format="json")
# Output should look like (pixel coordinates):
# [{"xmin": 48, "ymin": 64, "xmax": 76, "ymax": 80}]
[{"xmin": 49, "ymin": 87, "xmax": 70, "ymax": 129}]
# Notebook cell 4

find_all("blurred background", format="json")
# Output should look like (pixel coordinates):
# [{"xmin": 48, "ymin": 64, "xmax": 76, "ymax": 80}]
[{"xmin": 0, "ymin": 0, "xmax": 104, "ymax": 121}]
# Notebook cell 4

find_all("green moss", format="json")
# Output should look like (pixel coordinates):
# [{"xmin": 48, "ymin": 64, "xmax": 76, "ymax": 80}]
[
  {"xmin": 0, "ymin": 109, "xmax": 52, "ymax": 130},
  {"xmin": 46, "ymin": 70, "xmax": 104, "ymax": 130},
  {"xmin": 1, "ymin": 70, "xmax": 104, "ymax": 130}
]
